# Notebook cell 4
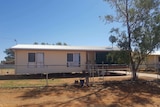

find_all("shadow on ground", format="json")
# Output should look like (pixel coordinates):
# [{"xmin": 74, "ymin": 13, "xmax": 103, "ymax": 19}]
[
  {"xmin": 0, "ymin": 72, "xmax": 126, "ymax": 80},
  {"xmin": 103, "ymin": 79, "xmax": 160, "ymax": 106},
  {"xmin": 17, "ymin": 79, "xmax": 160, "ymax": 107}
]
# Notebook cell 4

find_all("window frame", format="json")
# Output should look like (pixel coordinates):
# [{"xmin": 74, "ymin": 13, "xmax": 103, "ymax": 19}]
[
  {"xmin": 28, "ymin": 52, "xmax": 44, "ymax": 68},
  {"xmin": 67, "ymin": 53, "xmax": 73, "ymax": 62},
  {"xmin": 28, "ymin": 53, "xmax": 36, "ymax": 62},
  {"xmin": 67, "ymin": 53, "xmax": 80, "ymax": 67}
]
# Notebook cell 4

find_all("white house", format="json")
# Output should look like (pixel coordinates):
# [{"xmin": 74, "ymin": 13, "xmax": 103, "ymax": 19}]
[{"xmin": 11, "ymin": 44, "xmax": 120, "ymax": 75}]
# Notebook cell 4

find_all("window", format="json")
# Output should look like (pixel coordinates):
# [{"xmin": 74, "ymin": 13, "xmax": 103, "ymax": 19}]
[
  {"xmin": 28, "ymin": 53, "xmax": 35, "ymax": 62},
  {"xmin": 67, "ymin": 53, "xmax": 73, "ymax": 62},
  {"xmin": 67, "ymin": 53, "xmax": 80, "ymax": 67},
  {"xmin": 28, "ymin": 53, "xmax": 44, "ymax": 67}
]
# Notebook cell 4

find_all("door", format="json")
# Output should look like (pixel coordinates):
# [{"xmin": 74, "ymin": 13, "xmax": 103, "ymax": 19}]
[
  {"xmin": 36, "ymin": 53, "xmax": 44, "ymax": 67},
  {"xmin": 73, "ymin": 53, "xmax": 80, "ymax": 66}
]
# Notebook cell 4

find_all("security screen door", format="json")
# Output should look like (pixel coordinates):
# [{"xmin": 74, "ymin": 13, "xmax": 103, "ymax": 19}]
[
  {"xmin": 36, "ymin": 53, "xmax": 44, "ymax": 67},
  {"xmin": 67, "ymin": 53, "xmax": 80, "ymax": 67}
]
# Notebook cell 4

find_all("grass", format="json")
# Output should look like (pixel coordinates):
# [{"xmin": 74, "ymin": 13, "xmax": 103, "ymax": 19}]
[
  {"xmin": 0, "ymin": 78, "xmax": 68, "ymax": 88},
  {"xmin": 0, "ymin": 79, "xmax": 45, "ymax": 88},
  {"xmin": 0, "ymin": 77, "xmax": 160, "ymax": 107}
]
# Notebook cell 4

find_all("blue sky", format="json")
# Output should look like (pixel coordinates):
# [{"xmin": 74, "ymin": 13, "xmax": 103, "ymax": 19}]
[{"xmin": 0, "ymin": 0, "xmax": 117, "ymax": 61}]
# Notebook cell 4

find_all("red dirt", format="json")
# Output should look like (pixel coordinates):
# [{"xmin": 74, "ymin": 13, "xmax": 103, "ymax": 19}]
[{"xmin": 0, "ymin": 77, "xmax": 160, "ymax": 107}]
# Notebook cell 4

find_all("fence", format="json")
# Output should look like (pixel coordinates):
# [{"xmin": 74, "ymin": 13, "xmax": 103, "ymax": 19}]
[
  {"xmin": 0, "ymin": 64, "xmax": 15, "ymax": 75},
  {"xmin": 1, "ymin": 64, "xmax": 160, "ymax": 75},
  {"xmin": 0, "ymin": 64, "xmax": 160, "ymax": 88},
  {"xmin": 0, "ymin": 64, "xmax": 130, "ymax": 75},
  {"xmin": 0, "ymin": 64, "xmax": 160, "ymax": 75}
]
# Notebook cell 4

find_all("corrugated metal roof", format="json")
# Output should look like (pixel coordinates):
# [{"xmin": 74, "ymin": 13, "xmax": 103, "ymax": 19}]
[{"xmin": 11, "ymin": 44, "xmax": 120, "ymax": 51}]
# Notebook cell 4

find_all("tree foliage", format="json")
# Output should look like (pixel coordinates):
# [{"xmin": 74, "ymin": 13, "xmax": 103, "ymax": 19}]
[
  {"xmin": 109, "ymin": 35, "xmax": 117, "ymax": 48},
  {"xmin": 106, "ymin": 51, "xmax": 129, "ymax": 64},
  {"xmin": 33, "ymin": 42, "xmax": 39, "ymax": 45},
  {"xmin": 33, "ymin": 42, "xmax": 68, "ymax": 45},
  {"xmin": 105, "ymin": 0, "xmax": 160, "ymax": 80},
  {"xmin": 3, "ymin": 49, "xmax": 15, "ymax": 64}
]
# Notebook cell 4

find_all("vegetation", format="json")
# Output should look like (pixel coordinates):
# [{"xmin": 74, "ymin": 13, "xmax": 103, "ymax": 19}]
[
  {"xmin": 0, "ymin": 77, "xmax": 160, "ymax": 106},
  {"xmin": 105, "ymin": 0, "xmax": 160, "ymax": 80},
  {"xmin": 2, "ymin": 49, "xmax": 15, "ymax": 64},
  {"xmin": 0, "ymin": 79, "xmax": 64, "ymax": 88},
  {"xmin": 33, "ymin": 42, "xmax": 68, "ymax": 45},
  {"xmin": 106, "ymin": 51, "xmax": 129, "ymax": 64}
]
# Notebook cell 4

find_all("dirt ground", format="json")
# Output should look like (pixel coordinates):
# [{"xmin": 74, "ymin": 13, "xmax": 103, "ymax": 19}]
[{"xmin": 0, "ymin": 76, "xmax": 160, "ymax": 107}]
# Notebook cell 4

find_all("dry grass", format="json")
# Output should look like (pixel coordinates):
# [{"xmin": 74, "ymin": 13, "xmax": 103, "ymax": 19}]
[
  {"xmin": 0, "ymin": 68, "xmax": 15, "ymax": 75},
  {"xmin": 0, "ymin": 76, "xmax": 160, "ymax": 107}
]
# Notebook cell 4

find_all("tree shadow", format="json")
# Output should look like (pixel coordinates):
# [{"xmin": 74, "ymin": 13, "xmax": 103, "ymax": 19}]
[
  {"xmin": 17, "ymin": 78, "xmax": 160, "ymax": 107},
  {"xmin": 0, "ymin": 72, "xmax": 125, "ymax": 80},
  {"xmin": 17, "ymin": 86, "xmax": 65, "ymax": 99},
  {"xmin": 53, "ymin": 88, "xmax": 108, "ymax": 107},
  {"xmin": 103, "ymin": 78, "xmax": 160, "ymax": 95},
  {"xmin": 103, "ymin": 78, "xmax": 160, "ymax": 106}
]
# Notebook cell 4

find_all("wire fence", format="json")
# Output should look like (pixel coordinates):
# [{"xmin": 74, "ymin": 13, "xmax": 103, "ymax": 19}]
[
  {"xmin": 0, "ymin": 64, "xmax": 15, "ymax": 75},
  {"xmin": 0, "ymin": 64, "xmax": 160, "ymax": 88},
  {"xmin": 0, "ymin": 64, "xmax": 130, "ymax": 75},
  {"xmin": 0, "ymin": 63, "xmax": 160, "ymax": 75}
]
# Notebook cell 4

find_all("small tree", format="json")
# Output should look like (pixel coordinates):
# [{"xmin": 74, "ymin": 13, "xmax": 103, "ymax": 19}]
[{"xmin": 104, "ymin": 0, "xmax": 160, "ymax": 80}]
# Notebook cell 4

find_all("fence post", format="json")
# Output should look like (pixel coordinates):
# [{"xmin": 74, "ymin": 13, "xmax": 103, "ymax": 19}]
[
  {"xmin": 45, "ymin": 65, "xmax": 48, "ymax": 86},
  {"xmin": 46, "ymin": 73, "xmax": 48, "ymax": 86}
]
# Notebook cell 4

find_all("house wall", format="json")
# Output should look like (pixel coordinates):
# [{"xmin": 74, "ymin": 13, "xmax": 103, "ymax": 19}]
[
  {"xmin": 15, "ymin": 50, "xmax": 87, "ymax": 74},
  {"xmin": 87, "ymin": 51, "xmax": 95, "ymax": 64},
  {"xmin": 147, "ymin": 55, "xmax": 155, "ymax": 65},
  {"xmin": 145, "ymin": 55, "xmax": 160, "ymax": 70}
]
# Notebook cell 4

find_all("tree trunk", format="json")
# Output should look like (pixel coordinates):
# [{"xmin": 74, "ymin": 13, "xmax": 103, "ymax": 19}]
[
  {"xmin": 132, "ymin": 70, "xmax": 137, "ymax": 81},
  {"xmin": 131, "ymin": 62, "xmax": 138, "ymax": 81},
  {"xmin": 125, "ymin": 0, "xmax": 137, "ymax": 81}
]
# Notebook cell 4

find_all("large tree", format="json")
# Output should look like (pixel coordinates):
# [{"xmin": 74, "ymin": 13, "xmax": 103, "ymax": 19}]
[{"xmin": 105, "ymin": 0, "xmax": 160, "ymax": 80}]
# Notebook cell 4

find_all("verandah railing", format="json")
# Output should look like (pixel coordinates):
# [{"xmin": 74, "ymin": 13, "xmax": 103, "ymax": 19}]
[
  {"xmin": 0, "ymin": 63, "xmax": 160, "ymax": 75},
  {"xmin": 0, "ymin": 64, "xmax": 160, "ymax": 88}
]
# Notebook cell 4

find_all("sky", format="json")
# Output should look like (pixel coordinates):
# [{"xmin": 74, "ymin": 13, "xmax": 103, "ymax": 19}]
[{"xmin": 0, "ymin": 0, "xmax": 118, "ymax": 62}]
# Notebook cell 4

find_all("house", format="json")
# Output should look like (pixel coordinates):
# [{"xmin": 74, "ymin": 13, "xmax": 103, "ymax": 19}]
[
  {"xmin": 145, "ymin": 51, "xmax": 160, "ymax": 71},
  {"xmin": 11, "ymin": 44, "xmax": 120, "ymax": 75}
]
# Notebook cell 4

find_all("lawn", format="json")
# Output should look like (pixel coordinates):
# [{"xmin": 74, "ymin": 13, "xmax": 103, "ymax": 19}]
[{"xmin": 0, "ymin": 76, "xmax": 160, "ymax": 107}]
